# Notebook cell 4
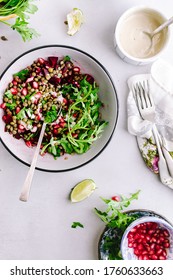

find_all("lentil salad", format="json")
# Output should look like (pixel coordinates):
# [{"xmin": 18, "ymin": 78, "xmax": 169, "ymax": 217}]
[{"xmin": 1, "ymin": 56, "xmax": 108, "ymax": 158}]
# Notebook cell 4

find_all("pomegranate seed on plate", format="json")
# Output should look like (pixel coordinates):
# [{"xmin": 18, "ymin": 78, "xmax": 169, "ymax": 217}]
[{"xmin": 111, "ymin": 195, "xmax": 120, "ymax": 202}]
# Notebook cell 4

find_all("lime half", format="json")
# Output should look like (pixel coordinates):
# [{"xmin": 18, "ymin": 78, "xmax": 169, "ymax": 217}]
[
  {"xmin": 67, "ymin": 8, "xmax": 84, "ymax": 36},
  {"xmin": 70, "ymin": 179, "xmax": 96, "ymax": 202}
]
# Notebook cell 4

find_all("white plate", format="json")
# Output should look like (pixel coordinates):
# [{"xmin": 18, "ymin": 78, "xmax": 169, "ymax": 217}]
[{"xmin": 0, "ymin": 45, "xmax": 118, "ymax": 172}]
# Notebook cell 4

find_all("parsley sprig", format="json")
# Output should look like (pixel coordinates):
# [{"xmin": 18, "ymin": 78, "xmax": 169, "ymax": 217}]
[{"xmin": 0, "ymin": 0, "xmax": 39, "ymax": 41}]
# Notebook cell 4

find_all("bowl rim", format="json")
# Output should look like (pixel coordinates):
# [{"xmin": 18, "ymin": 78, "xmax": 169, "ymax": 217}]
[
  {"xmin": 114, "ymin": 5, "xmax": 171, "ymax": 63},
  {"xmin": 0, "ymin": 44, "xmax": 119, "ymax": 172}
]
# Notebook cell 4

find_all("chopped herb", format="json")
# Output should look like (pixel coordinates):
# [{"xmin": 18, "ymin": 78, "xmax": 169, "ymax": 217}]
[
  {"xmin": 71, "ymin": 222, "xmax": 84, "ymax": 228},
  {"xmin": 14, "ymin": 69, "xmax": 29, "ymax": 80},
  {"xmin": 0, "ymin": 0, "xmax": 39, "ymax": 41},
  {"xmin": 63, "ymin": 55, "xmax": 71, "ymax": 61},
  {"xmin": 44, "ymin": 106, "xmax": 58, "ymax": 123}
]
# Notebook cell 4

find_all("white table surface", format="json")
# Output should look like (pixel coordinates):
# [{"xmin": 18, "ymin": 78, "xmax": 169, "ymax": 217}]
[{"xmin": 0, "ymin": 0, "xmax": 173, "ymax": 260}]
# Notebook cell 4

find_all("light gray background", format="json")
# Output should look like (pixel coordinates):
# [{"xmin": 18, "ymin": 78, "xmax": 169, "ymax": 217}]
[{"xmin": 0, "ymin": 0, "xmax": 173, "ymax": 260}]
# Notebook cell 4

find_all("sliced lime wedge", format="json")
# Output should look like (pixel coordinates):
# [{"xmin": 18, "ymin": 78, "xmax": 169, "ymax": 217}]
[
  {"xmin": 70, "ymin": 179, "xmax": 96, "ymax": 202},
  {"xmin": 67, "ymin": 8, "xmax": 84, "ymax": 36}
]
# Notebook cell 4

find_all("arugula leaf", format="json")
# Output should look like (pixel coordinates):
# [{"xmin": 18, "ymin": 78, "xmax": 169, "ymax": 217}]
[
  {"xmin": 4, "ymin": 90, "xmax": 13, "ymax": 99},
  {"xmin": 71, "ymin": 222, "xmax": 84, "ymax": 229},
  {"xmin": 44, "ymin": 107, "xmax": 58, "ymax": 124},
  {"xmin": 14, "ymin": 69, "xmax": 29, "ymax": 80},
  {"xmin": 16, "ymin": 107, "xmax": 27, "ymax": 120},
  {"xmin": 6, "ymin": 102, "xmax": 16, "ymax": 110}
]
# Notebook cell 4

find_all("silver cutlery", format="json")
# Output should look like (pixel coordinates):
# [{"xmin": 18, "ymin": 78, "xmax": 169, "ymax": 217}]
[
  {"xmin": 19, "ymin": 104, "xmax": 62, "ymax": 202},
  {"xmin": 132, "ymin": 80, "xmax": 173, "ymax": 188}
]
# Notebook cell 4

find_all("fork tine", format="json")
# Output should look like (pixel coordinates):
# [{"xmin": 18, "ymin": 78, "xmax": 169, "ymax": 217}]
[
  {"xmin": 143, "ymin": 80, "xmax": 155, "ymax": 109},
  {"xmin": 135, "ymin": 83, "xmax": 143, "ymax": 114}
]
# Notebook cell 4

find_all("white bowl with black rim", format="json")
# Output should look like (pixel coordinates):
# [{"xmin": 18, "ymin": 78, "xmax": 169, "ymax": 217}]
[{"xmin": 0, "ymin": 45, "xmax": 118, "ymax": 172}]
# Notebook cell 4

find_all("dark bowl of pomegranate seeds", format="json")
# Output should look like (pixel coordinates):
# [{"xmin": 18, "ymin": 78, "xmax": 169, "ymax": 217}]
[
  {"xmin": 0, "ymin": 45, "xmax": 118, "ymax": 171},
  {"xmin": 121, "ymin": 216, "xmax": 173, "ymax": 260}
]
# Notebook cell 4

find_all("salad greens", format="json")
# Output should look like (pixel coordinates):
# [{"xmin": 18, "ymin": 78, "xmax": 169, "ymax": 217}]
[
  {"xmin": 95, "ymin": 190, "xmax": 140, "ymax": 259},
  {"xmin": 41, "ymin": 78, "xmax": 108, "ymax": 157},
  {"xmin": 0, "ymin": 0, "xmax": 39, "ymax": 41},
  {"xmin": 71, "ymin": 222, "xmax": 84, "ymax": 229}
]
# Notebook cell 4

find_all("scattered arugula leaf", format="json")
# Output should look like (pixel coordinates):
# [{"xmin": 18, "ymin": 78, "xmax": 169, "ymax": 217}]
[{"xmin": 71, "ymin": 222, "xmax": 84, "ymax": 229}]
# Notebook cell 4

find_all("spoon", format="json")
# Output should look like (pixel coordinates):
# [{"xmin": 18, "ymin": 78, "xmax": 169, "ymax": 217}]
[
  {"xmin": 143, "ymin": 16, "xmax": 173, "ymax": 48},
  {"xmin": 19, "ymin": 104, "xmax": 62, "ymax": 202}
]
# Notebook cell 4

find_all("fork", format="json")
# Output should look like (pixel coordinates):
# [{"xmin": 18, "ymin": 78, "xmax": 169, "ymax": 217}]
[
  {"xmin": 133, "ymin": 81, "xmax": 173, "ymax": 187},
  {"xmin": 19, "ymin": 104, "xmax": 62, "ymax": 202}
]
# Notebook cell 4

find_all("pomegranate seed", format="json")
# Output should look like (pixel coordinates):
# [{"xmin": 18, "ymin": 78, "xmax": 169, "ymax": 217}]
[
  {"xmin": 137, "ymin": 244, "xmax": 144, "ymax": 250},
  {"xmin": 143, "ymin": 255, "xmax": 150, "ymax": 260},
  {"xmin": 35, "ymin": 92, "xmax": 42, "ymax": 99},
  {"xmin": 72, "ymin": 133, "xmax": 78, "ymax": 138},
  {"xmin": 38, "ymin": 58, "xmax": 45, "ymax": 64},
  {"xmin": 21, "ymin": 88, "xmax": 28, "ymax": 96},
  {"xmin": 142, "ymin": 250, "xmax": 148, "ymax": 255},
  {"xmin": 32, "ymin": 81, "xmax": 39, "ymax": 89},
  {"xmin": 35, "ymin": 67, "xmax": 41, "ymax": 74},
  {"xmin": 53, "ymin": 129, "xmax": 59, "ymax": 135},
  {"xmin": 53, "ymin": 124, "xmax": 60, "ymax": 129},
  {"xmin": 151, "ymin": 222, "xmax": 158, "ymax": 229},
  {"xmin": 134, "ymin": 248, "xmax": 140, "ymax": 256},
  {"xmin": 63, "ymin": 98, "xmax": 68, "ymax": 105},
  {"xmin": 150, "ymin": 243, "xmax": 156, "ymax": 250},
  {"xmin": 130, "ymin": 228, "xmax": 137, "ymax": 233},
  {"xmin": 26, "ymin": 76, "xmax": 34, "ymax": 83},
  {"xmin": 2, "ymin": 114, "xmax": 12, "ymax": 124},
  {"xmin": 11, "ymin": 88, "xmax": 18, "ymax": 95},
  {"xmin": 138, "ymin": 255, "xmax": 143, "ymax": 260},
  {"xmin": 127, "ymin": 232, "xmax": 134, "ymax": 238},
  {"xmin": 151, "ymin": 254, "xmax": 158, "ymax": 260},
  {"xmin": 163, "ymin": 229, "xmax": 170, "ymax": 237},
  {"xmin": 59, "ymin": 122, "xmax": 66, "ymax": 128},
  {"xmin": 73, "ymin": 66, "xmax": 80, "ymax": 73},
  {"xmin": 16, "ymin": 107, "xmax": 20, "ymax": 114},
  {"xmin": 159, "ymin": 255, "xmax": 166, "ymax": 260},
  {"xmin": 156, "ymin": 248, "xmax": 163, "ymax": 255},
  {"xmin": 128, "ymin": 242, "xmax": 133, "ymax": 248},
  {"xmin": 12, "ymin": 80, "xmax": 18, "ymax": 86},
  {"xmin": 0, "ymin": 103, "xmax": 6, "ymax": 109},
  {"xmin": 133, "ymin": 242, "xmax": 138, "ymax": 248},
  {"xmin": 25, "ymin": 141, "xmax": 32, "ymax": 148},
  {"xmin": 148, "ymin": 229, "xmax": 155, "ymax": 235},
  {"xmin": 163, "ymin": 242, "xmax": 170, "ymax": 248},
  {"xmin": 18, "ymin": 124, "xmax": 25, "ymax": 130},
  {"xmin": 111, "ymin": 195, "xmax": 121, "ymax": 202}
]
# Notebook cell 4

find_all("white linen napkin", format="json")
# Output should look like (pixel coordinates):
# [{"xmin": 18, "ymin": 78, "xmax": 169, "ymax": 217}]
[{"xmin": 127, "ymin": 59, "xmax": 173, "ymax": 174}]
